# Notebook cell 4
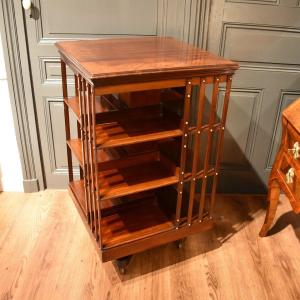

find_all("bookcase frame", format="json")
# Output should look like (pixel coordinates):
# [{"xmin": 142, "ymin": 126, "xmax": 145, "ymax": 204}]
[{"xmin": 56, "ymin": 37, "xmax": 238, "ymax": 266}]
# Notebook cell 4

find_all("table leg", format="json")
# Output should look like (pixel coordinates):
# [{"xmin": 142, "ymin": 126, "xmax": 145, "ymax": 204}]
[{"xmin": 259, "ymin": 179, "xmax": 280, "ymax": 237}]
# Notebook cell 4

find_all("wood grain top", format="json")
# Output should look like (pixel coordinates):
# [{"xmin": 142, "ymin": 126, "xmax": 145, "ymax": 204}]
[
  {"xmin": 283, "ymin": 97, "xmax": 300, "ymax": 133},
  {"xmin": 56, "ymin": 37, "xmax": 238, "ymax": 81}
]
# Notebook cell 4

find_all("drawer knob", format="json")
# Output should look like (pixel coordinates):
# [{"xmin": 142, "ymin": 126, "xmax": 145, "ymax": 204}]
[
  {"xmin": 286, "ymin": 167, "xmax": 295, "ymax": 184},
  {"xmin": 22, "ymin": 0, "xmax": 31, "ymax": 10},
  {"xmin": 289, "ymin": 142, "xmax": 300, "ymax": 159}
]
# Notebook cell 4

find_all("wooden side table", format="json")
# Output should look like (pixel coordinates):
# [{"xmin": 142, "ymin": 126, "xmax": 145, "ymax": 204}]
[{"xmin": 260, "ymin": 98, "xmax": 300, "ymax": 237}]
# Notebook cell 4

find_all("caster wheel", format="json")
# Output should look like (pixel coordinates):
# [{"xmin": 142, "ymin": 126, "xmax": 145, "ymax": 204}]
[
  {"xmin": 175, "ymin": 239, "xmax": 185, "ymax": 249},
  {"xmin": 115, "ymin": 255, "xmax": 132, "ymax": 274}
]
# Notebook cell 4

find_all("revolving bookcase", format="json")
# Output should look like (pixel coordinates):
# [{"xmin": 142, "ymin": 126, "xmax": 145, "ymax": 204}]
[{"xmin": 56, "ymin": 37, "xmax": 238, "ymax": 272}]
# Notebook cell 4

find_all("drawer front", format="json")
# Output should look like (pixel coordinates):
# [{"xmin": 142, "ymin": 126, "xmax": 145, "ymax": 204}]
[
  {"xmin": 278, "ymin": 152, "xmax": 300, "ymax": 204},
  {"xmin": 286, "ymin": 123, "xmax": 300, "ymax": 164}
]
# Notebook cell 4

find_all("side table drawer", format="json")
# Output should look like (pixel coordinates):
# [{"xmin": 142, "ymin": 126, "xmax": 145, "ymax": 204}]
[
  {"xmin": 277, "ymin": 152, "xmax": 300, "ymax": 205},
  {"xmin": 286, "ymin": 123, "xmax": 300, "ymax": 164}
]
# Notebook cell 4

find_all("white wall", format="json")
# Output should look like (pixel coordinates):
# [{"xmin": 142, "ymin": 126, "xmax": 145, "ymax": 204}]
[{"xmin": 0, "ymin": 32, "xmax": 24, "ymax": 192}]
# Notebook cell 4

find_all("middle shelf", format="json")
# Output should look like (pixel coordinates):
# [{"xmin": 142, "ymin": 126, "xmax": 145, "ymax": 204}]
[
  {"xmin": 68, "ymin": 145, "xmax": 180, "ymax": 201},
  {"xmin": 98, "ymin": 150, "xmax": 179, "ymax": 200}
]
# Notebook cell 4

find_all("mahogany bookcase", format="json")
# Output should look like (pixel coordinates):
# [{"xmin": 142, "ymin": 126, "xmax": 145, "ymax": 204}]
[{"xmin": 56, "ymin": 37, "xmax": 238, "ymax": 272}]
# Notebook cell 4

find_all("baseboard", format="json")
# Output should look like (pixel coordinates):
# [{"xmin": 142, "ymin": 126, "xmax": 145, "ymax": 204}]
[{"xmin": 23, "ymin": 179, "xmax": 39, "ymax": 193}]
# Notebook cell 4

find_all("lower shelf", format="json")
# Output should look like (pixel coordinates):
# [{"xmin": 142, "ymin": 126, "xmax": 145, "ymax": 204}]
[
  {"xmin": 68, "ymin": 182, "xmax": 176, "ymax": 248},
  {"xmin": 101, "ymin": 193, "xmax": 174, "ymax": 248},
  {"xmin": 68, "ymin": 182, "xmax": 214, "ymax": 261},
  {"xmin": 69, "ymin": 180, "xmax": 86, "ymax": 215}
]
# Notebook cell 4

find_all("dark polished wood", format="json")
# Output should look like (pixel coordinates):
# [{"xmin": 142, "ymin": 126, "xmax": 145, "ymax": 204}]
[
  {"xmin": 56, "ymin": 37, "xmax": 238, "ymax": 86},
  {"xmin": 62, "ymin": 60, "xmax": 73, "ymax": 182},
  {"xmin": 260, "ymin": 98, "xmax": 300, "ymax": 237},
  {"xmin": 97, "ymin": 151, "xmax": 179, "ymax": 201},
  {"xmin": 64, "ymin": 95, "xmax": 115, "ymax": 123},
  {"xmin": 57, "ymin": 36, "xmax": 237, "ymax": 271}
]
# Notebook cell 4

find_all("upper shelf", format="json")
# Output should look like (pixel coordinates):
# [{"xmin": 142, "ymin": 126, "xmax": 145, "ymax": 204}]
[
  {"xmin": 100, "ymin": 192, "xmax": 174, "ymax": 249},
  {"xmin": 56, "ymin": 37, "xmax": 239, "ymax": 83},
  {"xmin": 64, "ymin": 95, "xmax": 116, "ymax": 122},
  {"xmin": 66, "ymin": 93, "xmax": 183, "ymax": 149},
  {"xmin": 65, "ymin": 89, "xmax": 182, "ymax": 124},
  {"xmin": 95, "ymin": 115, "xmax": 182, "ymax": 149}
]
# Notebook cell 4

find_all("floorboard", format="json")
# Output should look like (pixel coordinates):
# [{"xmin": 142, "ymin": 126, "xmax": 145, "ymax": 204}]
[{"xmin": 0, "ymin": 191, "xmax": 300, "ymax": 300}]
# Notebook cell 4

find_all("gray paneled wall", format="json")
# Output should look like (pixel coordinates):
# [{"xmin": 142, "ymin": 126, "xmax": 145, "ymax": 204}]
[
  {"xmin": 3, "ymin": 0, "xmax": 300, "ymax": 192},
  {"xmin": 207, "ymin": 0, "xmax": 300, "ymax": 192}
]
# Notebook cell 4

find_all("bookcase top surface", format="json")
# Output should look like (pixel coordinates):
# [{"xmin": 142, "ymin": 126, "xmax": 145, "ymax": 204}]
[{"xmin": 56, "ymin": 36, "xmax": 238, "ymax": 80}]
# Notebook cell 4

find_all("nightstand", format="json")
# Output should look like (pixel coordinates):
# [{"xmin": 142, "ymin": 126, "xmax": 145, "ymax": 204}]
[{"xmin": 260, "ymin": 98, "xmax": 300, "ymax": 236}]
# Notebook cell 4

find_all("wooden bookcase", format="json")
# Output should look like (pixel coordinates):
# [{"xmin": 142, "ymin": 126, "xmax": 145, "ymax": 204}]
[{"xmin": 56, "ymin": 37, "xmax": 238, "ymax": 271}]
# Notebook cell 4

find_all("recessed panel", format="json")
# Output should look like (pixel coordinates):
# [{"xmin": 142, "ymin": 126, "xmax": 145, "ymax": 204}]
[
  {"xmin": 222, "ymin": 24, "xmax": 300, "ymax": 66},
  {"xmin": 45, "ymin": 98, "xmax": 78, "ymax": 173},
  {"xmin": 40, "ymin": 58, "xmax": 74, "ymax": 84},
  {"xmin": 220, "ymin": 89, "xmax": 261, "ymax": 168},
  {"xmin": 40, "ymin": 0, "xmax": 158, "ymax": 37},
  {"xmin": 226, "ymin": 0, "xmax": 278, "ymax": 3}
]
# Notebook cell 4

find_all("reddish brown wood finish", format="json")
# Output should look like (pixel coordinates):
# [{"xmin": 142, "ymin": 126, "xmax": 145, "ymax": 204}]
[
  {"xmin": 64, "ymin": 95, "xmax": 116, "ymax": 123},
  {"xmin": 58, "ymin": 37, "xmax": 237, "ymax": 267},
  {"xmin": 81, "ymin": 77, "xmax": 92, "ymax": 223},
  {"xmin": 66, "ymin": 139, "xmax": 116, "ymax": 167},
  {"xmin": 56, "ymin": 37, "xmax": 238, "ymax": 83},
  {"xmin": 91, "ymin": 86, "xmax": 101, "ymax": 241},
  {"xmin": 119, "ymin": 90, "xmax": 161, "ymax": 107},
  {"xmin": 260, "ymin": 98, "xmax": 300, "ymax": 237},
  {"xmin": 62, "ymin": 60, "xmax": 73, "ymax": 182},
  {"xmin": 175, "ymin": 79, "xmax": 192, "ymax": 227},
  {"xmin": 187, "ymin": 79, "xmax": 206, "ymax": 224},
  {"xmin": 95, "ymin": 114, "xmax": 182, "ymax": 149},
  {"xmin": 86, "ymin": 83, "xmax": 97, "ymax": 234}
]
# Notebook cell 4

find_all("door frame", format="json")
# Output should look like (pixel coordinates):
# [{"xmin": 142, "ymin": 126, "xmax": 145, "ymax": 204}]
[{"xmin": 0, "ymin": 0, "xmax": 44, "ymax": 192}]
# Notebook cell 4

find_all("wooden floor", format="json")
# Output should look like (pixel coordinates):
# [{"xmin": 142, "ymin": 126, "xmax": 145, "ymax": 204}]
[{"xmin": 0, "ymin": 191, "xmax": 300, "ymax": 300}]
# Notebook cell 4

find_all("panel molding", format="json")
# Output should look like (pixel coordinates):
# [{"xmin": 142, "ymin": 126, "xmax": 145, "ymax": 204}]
[
  {"xmin": 219, "ymin": 22, "xmax": 300, "ymax": 71},
  {"xmin": 33, "ymin": 0, "xmax": 211, "ymax": 48},
  {"xmin": 39, "ymin": 56, "xmax": 74, "ymax": 85},
  {"xmin": 239, "ymin": 63, "xmax": 300, "ymax": 73},
  {"xmin": 219, "ymin": 87, "xmax": 263, "ymax": 171},
  {"xmin": 225, "ymin": 0, "xmax": 279, "ymax": 5},
  {"xmin": 33, "ymin": 0, "xmax": 158, "ymax": 44},
  {"xmin": 43, "ymin": 97, "xmax": 79, "ymax": 176},
  {"xmin": 157, "ymin": 0, "xmax": 211, "ymax": 48}
]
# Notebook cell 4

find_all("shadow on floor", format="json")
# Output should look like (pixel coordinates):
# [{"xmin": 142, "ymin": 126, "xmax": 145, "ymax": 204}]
[
  {"xmin": 267, "ymin": 210, "xmax": 300, "ymax": 240},
  {"xmin": 104, "ymin": 194, "xmax": 267, "ymax": 281}
]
